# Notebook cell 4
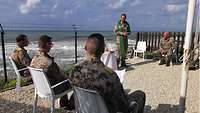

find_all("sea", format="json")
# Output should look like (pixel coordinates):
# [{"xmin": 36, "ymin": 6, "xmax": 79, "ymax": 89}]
[{"xmin": 0, "ymin": 30, "xmax": 137, "ymax": 79}]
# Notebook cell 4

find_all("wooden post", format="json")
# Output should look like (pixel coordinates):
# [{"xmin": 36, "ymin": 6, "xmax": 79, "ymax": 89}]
[
  {"xmin": 151, "ymin": 32, "xmax": 154, "ymax": 51},
  {"xmin": 158, "ymin": 32, "xmax": 161, "ymax": 49},
  {"xmin": 177, "ymin": 32, "xmax": 181, "ymax": 57},
  {"xmin": 147, "ymin": 32, "xmax": 151, "ymax": 51},
  {"xmin": 181, "ymin": 32, "xmax": 185, "ymax": 51},
  {"xmin": 145, "ymin": 32, "xmax": 148, "ymax": 46},
  {"xmin": 154, "ymin": 32, "xmax": 157, "ymax": 50}
]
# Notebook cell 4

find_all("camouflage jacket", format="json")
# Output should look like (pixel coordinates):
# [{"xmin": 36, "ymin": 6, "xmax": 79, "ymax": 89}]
[
  {"xmin": 160, "ymin": 38, "xmax": 175, "ymax": 50},
  {"xmin": 11, "ymin": 47, "xmax": 31, "ymax": 69},
  {"xmin": 30, "ymin": 50, "xmax": 66, "ymax": 85},
  {"xmin": 68, "ymin": 56, "xmax": 129, "ymax": 113}
]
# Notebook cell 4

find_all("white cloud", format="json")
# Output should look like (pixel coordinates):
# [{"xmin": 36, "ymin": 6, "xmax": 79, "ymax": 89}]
[
  {"xmin": 65, "ymin": 10, "xmax": 73, "ymax": 15},
  {"xmin": 165, "ymin": 4, "xmax": 187, "ymax": 13},
  {"xmin": 51, "ymin": 3, "xmax": 58, "ymax": 12},
  {"xmin": 41, "ymin": 14, "xmax": 55, "ymax": 18},
  {"xmin": 130, "ymin": 0, "xmax": 141, "ymax": 6},
  {"xmin": 19, "ymin": 0, "xmax": 40, "ymax": 14},
  {"xmin": 108, "ymin": 0, "xmax": 128, "ymax": 10}
]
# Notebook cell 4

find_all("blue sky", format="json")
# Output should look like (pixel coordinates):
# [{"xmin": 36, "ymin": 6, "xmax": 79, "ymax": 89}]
[{"xmin": 0, "ymin": 0, "xmax": 190, "ymax": 31}]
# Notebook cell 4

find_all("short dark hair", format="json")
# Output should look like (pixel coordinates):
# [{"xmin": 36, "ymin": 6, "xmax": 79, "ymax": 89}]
[
  {"xmin": 121, "ymin": 13, "xmax": 127, "ymax": 18},
  {"xmin": 16, "ymin": 34, "xmax": 27, "ymax": 42},
  {"xmin": 86, "ymin": 33, "xmax": 105, "ymax": 57},
  {"xmin": 38, "ymin": 35, "xmax": 52, "ymax": 48}
]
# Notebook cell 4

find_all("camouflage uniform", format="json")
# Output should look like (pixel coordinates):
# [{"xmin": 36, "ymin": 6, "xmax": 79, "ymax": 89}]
[
  {"xmin": 30, "ymin": 50, "xmax": 68, "ymax": 84},
  {"xmin": 11, "ymin": 47, "xmax": 31, "ymax": 76},
  {"xmin": 30, "ymin": 51, "xmax": 71, "ymax": 107},
  {"xmin": 114, "ymin": 20, "xmax": 131, "ymax": 67},
  {"xmin": 68, "ymin": 56, "xmax": 145, "ymax": 113},
  {"xmin": 159, "ymin": 38, "xmax": 175, "ymax": 65}
]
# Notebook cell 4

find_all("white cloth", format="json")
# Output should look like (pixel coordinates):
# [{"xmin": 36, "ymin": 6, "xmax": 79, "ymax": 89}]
[{"xmin": 101, "ymin": 51, "xmax": 117, "ymax": 70}]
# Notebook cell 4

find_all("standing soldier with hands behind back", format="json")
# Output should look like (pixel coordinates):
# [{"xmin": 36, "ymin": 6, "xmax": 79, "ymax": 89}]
[{"xmin": 115, "ymin": 13, "xmax": 131, "ymax": 68}]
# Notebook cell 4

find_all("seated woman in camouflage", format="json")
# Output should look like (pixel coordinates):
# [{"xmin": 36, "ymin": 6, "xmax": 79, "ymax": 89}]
[
  {"xmin": 67, "ymin": 33, "xmax": 146, "ymax": 113},
  {"xmin": 11, "ymin": 34, "xmax": 31, "ymax": 76}
]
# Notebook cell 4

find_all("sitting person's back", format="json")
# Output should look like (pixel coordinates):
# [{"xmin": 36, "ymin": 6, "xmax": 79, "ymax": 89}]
[
  {"xmin": 11, "ymin": 34, "xmax": 31, "ymax": 76},
  {"xmin": 68, "ymin": 33, "xmax": 146, "ymax": 113}
]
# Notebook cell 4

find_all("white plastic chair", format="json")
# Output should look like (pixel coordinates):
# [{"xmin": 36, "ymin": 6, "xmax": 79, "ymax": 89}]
[
  {"xmin": 28, "ymin": 67, "xmax": 72, "ymax": 113},
  {"xmin": 134, "ymin": 41, "xmax": 147, "ymax": 60},
  {"xmin": 74, "ymin": 87, "xmax": 109, "ymax": 113},
  {"xmin": 101, "ymin": 51, "xmax": 117, "ymax": 70},
  {"xmin": 9, "ymin": 57, "xmax": 28, "ymax": 92},
  {"xmin": 114, "ymin": 69, "xmax": 126, "ymax": 83}
]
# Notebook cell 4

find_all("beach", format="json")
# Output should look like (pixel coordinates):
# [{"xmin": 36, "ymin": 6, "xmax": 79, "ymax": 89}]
[{"xmin": 0, "ymin": 58, "xmax": 199, "ymax": 113}]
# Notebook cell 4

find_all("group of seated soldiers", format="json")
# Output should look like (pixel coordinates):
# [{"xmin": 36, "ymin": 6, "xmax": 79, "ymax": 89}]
[{"xmin": 11, "ymin": 33, "xmax": 146, "ymax": 113}]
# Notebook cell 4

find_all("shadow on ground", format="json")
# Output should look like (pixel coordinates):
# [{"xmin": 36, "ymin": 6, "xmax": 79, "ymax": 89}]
[
  {"xmin": 0, "ymin": 98, "xmax": 73, "ymax": 113},
  {"xmin": 0, "ymin": 98, "xmax": 181, "ymax": 113},
  {"xmin": 126, "ymin": 59, "xmax": 156, "ymax": 72},
  {"xmin": 145, "ymin": 104, "xmax": 179, "ymax": 113}
]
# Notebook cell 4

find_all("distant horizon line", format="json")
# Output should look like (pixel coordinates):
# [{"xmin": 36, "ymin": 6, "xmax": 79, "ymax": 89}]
[{"xmin": 4, "ymin": 29, "xmax": 186, "ymax": 32}]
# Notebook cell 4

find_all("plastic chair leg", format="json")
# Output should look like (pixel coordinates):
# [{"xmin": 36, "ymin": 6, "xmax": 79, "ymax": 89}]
[
  {"xmin": 51, "ymin": 97, "xmax": 55, "ymax": 113},
  {"xmin": 33, "ymin": 93, "xmax": 38, "ymax": 113}
]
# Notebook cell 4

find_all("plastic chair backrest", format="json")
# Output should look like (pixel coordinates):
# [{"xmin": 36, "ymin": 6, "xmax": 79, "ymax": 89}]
[
  {"xmin": 28, "ymin": 67, "xmax": 52, "ymax": 97},
  {"xmin": 136, "ymin": 41, "xmax": 146, "ymax": 51},
  {"xmin": 9, "ymin": 57, "xmax": 21, "ymax": 77},
  {"xmin": 101, "ymin": 52, "xmax": 117, "ymax": 70},
  {"xmin": 74, "ymin": 87, "xmax": 109, "ymax": 113},
  {"xmin": 114, "ymin": 69, "xmax": 126, "ymax": 83}
]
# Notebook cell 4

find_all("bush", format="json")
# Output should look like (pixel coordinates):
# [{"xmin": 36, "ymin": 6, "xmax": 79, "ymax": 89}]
[
  {"xmin": 144, "ymin": 51, "xmax": 160, "ymax": 59},
  {"xmin": 0, "ymin": 79, "xmax": 29, "ymax": 91}
]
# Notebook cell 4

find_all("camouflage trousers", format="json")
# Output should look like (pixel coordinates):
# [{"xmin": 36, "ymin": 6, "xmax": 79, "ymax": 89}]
[{"xmin": 159, "ymin": 49, "xmax": 172, "ymax": 65}]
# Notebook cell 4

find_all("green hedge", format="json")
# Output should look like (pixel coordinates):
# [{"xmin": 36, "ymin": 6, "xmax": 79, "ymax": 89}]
[
  {"xmin": 135, "ymin": 51, "xmax": 160, "ymax": 59},
  {"xmin": 0, "ymin": 79, "xmax": 30, "ymax": 91}
]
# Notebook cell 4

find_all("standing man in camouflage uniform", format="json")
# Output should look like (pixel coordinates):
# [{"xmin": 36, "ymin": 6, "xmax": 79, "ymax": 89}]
[
  {"xmin": 30, "ymin": 35, "xmax": 71, "ymax": 108},
  {"xmin": 114, "ymin": 13, "xmax": 131, "ymax": 68},
  {"xmin": 159, "ymin": 32, "xmax": 175, "ymax": 66},
  {"xmin": 11, "ymin": 34, "xmax": 31, "ymax": 76},
  {"xmin": 68, "ymin": 33, "xmax": 145, "ymax": 113}
]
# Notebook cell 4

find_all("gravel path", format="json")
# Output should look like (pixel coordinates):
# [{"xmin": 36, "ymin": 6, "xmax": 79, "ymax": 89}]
[
  {"xmin": 124, "ymin": 58, "xmax": 199, "ymax": 113},
  {"xmin": 0, "ymin": 58, "xmax": 199, "ymax": 113}
]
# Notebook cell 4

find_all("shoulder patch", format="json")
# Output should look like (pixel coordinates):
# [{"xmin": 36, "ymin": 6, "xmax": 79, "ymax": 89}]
[{"xmin": 16, "ymin": 48, "xmax": 23, "ymax": 51}]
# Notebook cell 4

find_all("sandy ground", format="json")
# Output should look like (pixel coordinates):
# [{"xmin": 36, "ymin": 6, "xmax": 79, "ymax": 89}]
[{"xmin": 0, "ymin": 58, "xmax": 199, "ymax": 113}]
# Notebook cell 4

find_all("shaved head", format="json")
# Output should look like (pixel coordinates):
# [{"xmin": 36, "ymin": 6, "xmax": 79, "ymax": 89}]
[
  {"xmin": 85, "ymin": 33, "xmax": 105, "ymax": 58},
  {"xmin": 163, "ymin": 32, "xmax": 170, "ymax": 40}
]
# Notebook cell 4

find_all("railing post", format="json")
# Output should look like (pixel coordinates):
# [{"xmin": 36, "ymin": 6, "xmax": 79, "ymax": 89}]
[
  {"xmin": 0, "ymin": 24, "xmax": 7, "ymax": 83},
  {"xmin": 72, "ymin": 24, "xmax": 78, "ymax": 63}
]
